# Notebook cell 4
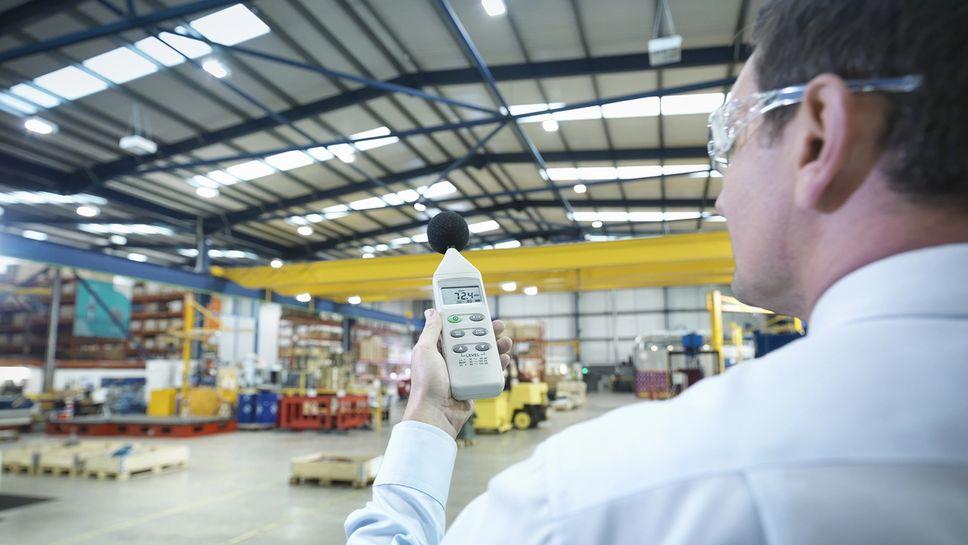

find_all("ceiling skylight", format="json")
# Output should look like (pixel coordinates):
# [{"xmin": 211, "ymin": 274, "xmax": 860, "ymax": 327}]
[
  {"xmin": 600, "ymin": 97, "xmax": 660, "ymax": 118},
  {"xmin": 157, "ymin": 30, "xmax": 212, "ymax": 59},
  {"xmin": 0, "ymin": 192, "xmax": 106, "ymax": 205},
  {"xmin": 134, "ymin": 36, "xmax": 185, "ymax": 67},
  {"xmin": 411, "ymin": 233, "xmax": 429, "ymax": 243},
  {"xmin": 206, "ymin": 170, "xmax": 238, "ymax": 185},
  {"xmin": 83, "ymin": 47, "xmax": 158, "ymax": 84},
  {"xmin": 34, "ymin": 66, "xmax": 107, "ymax": 100},
  {"xmin": 322, "ymin": 204, "xmax": 350, "ymax": 219},
  {"xmin": 328, "ymin": 143, "xmax": 357, "ymax": 163},
  {"xmin": 422, "ymin": 181, "xmax": 457, "ymax": 199},
  {"xmin": 545, "ymin": 164, "xmax": 714, "ymax": 181},
  {"xmin": 226, "ymin": 160, "xmax": 275, "ymax": 181},
  {"xmin": 190, "ymin": 4, "xmax": 270, "ymax": 46},
  {"xmin": 307, "ymin": 146, "xmax": 335, "ymax": 162},
  {"xmin": 10, "ymin": 84, "xmax": 60, "ymax": 108},
  {"xmin": 659, "ymin": 93, "xmax": 725, "ymax": 116},
  {"xmin": 265, "ymin": 150, "xmax": 313, "ymax": 171},
  {"xmin": 79, "ymin": 223, "xmax": 174, "ymax": 236},
  {"xmin": 0, "ymin": 93, "xmax": 37, "ymax": 115},
  {"xmin": 351, "ymin": 126, "xmax": 399, "ymax": 151},
  {"xmin": 572, "ymin": 211, "xmax": 702, "ymax": 223}
]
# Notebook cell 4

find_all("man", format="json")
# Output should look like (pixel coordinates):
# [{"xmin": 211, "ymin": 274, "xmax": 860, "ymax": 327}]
[{"xmin": 346, "ymin": 0, "xmax": 968, "ymax": 543}]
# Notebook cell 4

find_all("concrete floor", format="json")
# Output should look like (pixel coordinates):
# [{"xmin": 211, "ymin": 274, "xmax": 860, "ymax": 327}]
[{"xmin": 0, "ymin": 393, "xmax": 637, "ymax": 545}]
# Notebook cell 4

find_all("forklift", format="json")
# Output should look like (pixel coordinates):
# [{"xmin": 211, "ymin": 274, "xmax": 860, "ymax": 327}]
[{"xmin": 473, "ymin": 356, "xmax": 549, "ymax": 432}]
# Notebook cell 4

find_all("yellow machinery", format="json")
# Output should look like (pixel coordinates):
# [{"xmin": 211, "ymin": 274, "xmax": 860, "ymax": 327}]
[
  {"xmin": 474, "ymin": 382, "xmax": 549, "ymax": 432},
  {"xmin": 706, "ymin": 290, "xmax": 804, "ymax": 372}
]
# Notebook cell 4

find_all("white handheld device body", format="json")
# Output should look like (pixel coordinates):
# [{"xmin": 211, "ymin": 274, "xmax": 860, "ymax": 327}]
[{"xmin": 432, "ymin": 248, "xmax": 505, "ymax": 400}]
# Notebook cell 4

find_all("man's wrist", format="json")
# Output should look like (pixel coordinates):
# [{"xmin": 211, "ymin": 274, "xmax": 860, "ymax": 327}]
[{"xmin": 403, "ymin": 402, "xmax": 462, "ymax": 439}]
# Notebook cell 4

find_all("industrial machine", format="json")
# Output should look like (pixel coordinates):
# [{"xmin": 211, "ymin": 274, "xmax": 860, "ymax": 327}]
[{"xmin": 428, "ymin": 212, "xmax": 504, "ymax": 401}]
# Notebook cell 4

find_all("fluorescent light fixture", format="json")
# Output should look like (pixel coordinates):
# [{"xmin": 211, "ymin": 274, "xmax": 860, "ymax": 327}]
[
  {"xmin": 362, "ymin": 246, "xmax": 376, "ymax": 253},
  {"xmin": 482, "ymin": 0, "xmax": 506, "ymax": 16},
  {"xmin": 202, "ymin": 58, "xmax": 229, "ymax": 78},
  {"xmin": 351, "ymin": 126, "xmax": 399, "ymax": 151},
  {"xmin": 191, "ymin": 174, "xmax": 220, "ymax": 189},
  {"xmin": 34, "ymin": 66, "xmax": 108, "ymax": 100},
  {"xmin": 24, "ymin": 117, "xmax": 58, "ymax": 135},
  {"xmin": 523, "ymin": 286, "xmax": 539, "ymax": 296},
  {"xmin": 265, "ymin": 150, "xmax": 313, "ymax": 171},
  {"xmin": 306, "ymin": 146, "xmax": 334, "ymax": 161},
  {"xmin": 660, "ymin": 92, "xmax": 725, "ymax": 116},
  {"xmin": 552, "ymin": 105, "xmax": 602, "ymax": 122},
  {"xmin": 126, "ymin": 252, "xmax": 148, "ymax": 262},
  {"xmin": 190, "ymin": 4, "xmax": 270, "ymax": 46},
  {"xmin": 0, "ymin": 191, "xmax": 104, "ymax": 205},
  {"xmin": 79, "ymin": 223, "xmax": 173, "ymax": 236},
  {"xmin": 413, "ymin": 202, "xmax": 427, "ymax": 212},
  {"xmin": 423, "ymin": 181, "xmax": 457, "ymax": 199},
  {"xmin": 350, "ymin": 197, "xmax": 387, "ymax": 211},
  {"xmin": 83, "ymin": 47, "xmax": 158, "ymax": 84},
  {"xmin": 411, "ymin": 232, "xmax": 429, "ymax": 243},
  {"xmin": 347, "ymin": 295, "xmax": 362, "ymax": 305},
  {"xmin": 305, "ymin": 213, "xmax": 323, "ymax": 223},
  {"xmin": 10, "ymin": 83, "xmax": 60, "ymax": 108},
  {"xmin": 542, "ymin": 118, "xmax": 559, "ymax": 132},
  {"xmin": 362, "ymin": 252, "xmax": 375, "ymax": 259},
  {"xmin": 206, "ymin": 170, "xmax": 238, "ymax": 185},
  {"xmin": 75, "ymin": 205, "xmax": 99, "ymax": 217},
  {"xmin": 468, "ymin": 220, "xmax": 500, "ymax": 234},
  {"xmin": 177, "ymin": 248, "xmax": 198, "ymax": 257},
  {"xmin": 573, "ymin": 211, "xmax": 702, "ymax": 223},
  {"xmin": 295, "ymin": 293, "xmax": 311, "ymax": 303},
  {"xmin": 601, "ymin": 97, "xmax": 660, "ymax": 119},
  {"xmin": 573, "ymin": 183, "xmax": 587, "ymax": 194},
  {"xmin": 501, "ymin": 281, "xmax": 517, "ymax": 292},
  {"xmin": 22, "ymin": 230, "xmax": 47, "ymax": 241},
  {"xmin": 270, "ymin": 258, "xmax": 284, "ymax": 268},
  {"xmin": 0, "ymin": 92, "xmax": 37, "ymax": 114},
  {"xmin": 592, "ymin": 220, "xmax": 603, "ymax": 228},
  {"xmin": 109, "ymin": 235, "xmax": 127, "ymax": 245},
  {"xmin": 196, "ymin": 186, "xmax": 219, "ymax": 199},
  {"xmin": 224, "ymin": 250, "xmax": 249, "ymax": 259},
  {"xmin": 208, "ymin": 249, "xmax": 224, "ymax": 258},
  {"xmin": 119, "ymin": 134, "xmax": 158, "ymax": 155},
  {"xmin": 328, "ymin": 143, "xmax": 356, "ymax": 163},
  {"xmin": 395, "ymin": 189, "xmax": 421, "ymax": 203},
  {"xmin": 288, "ymin": 215, "xmax": 307, "ymax": 225},
  {"xmin": 226, "ymin": 160, "xmax": 275, "ymax": 180},
  {"xmin": 297, "ymin": 225, "xmax": 314, "ymax": 236},
  {"xmin": 493, "ymin": 240, "xmax": 521, "ymax": 249},
  {"xmin": 381, "ymin": 192, "xmax": 405, "ymax": 206},
  {"xmin": 389, "ymin": 236, "xmax": 411, "ymax": 246},
  {"xmin": 374, "ymin": 244, "xmax": 389, "ymax": 252},
  {"xmin": 156, "ymin": 31, "xmax": 212, "ymax": 59},
  {"xmin": 509, "ymin": 103, "xmax": 558, "ymax": 116}
]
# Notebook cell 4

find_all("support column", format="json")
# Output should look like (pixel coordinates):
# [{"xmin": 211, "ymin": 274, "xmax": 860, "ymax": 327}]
[
  {"xmin": 42, "ymin": 268, "xmax": 62, "ymax": 393},
  {"xmin": 194, "ymin": 217, "xmax": 210, "ymax": 273}
]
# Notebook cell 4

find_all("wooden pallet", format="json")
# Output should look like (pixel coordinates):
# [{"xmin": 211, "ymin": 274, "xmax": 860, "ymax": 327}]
[
  {"xmin": 289, "ymin": 453, "xmax": 381, "ymax": 489},
  {"xmin": 1, "ymin": 462, "xmax": 34, "ymax": 475},
  {"xmin": 82, "ymin": 445, "xmax": 189, "ymax": 481},
  {"xmin": 36, "ymin": 441, "xmax": 133, "ymax": 477}
]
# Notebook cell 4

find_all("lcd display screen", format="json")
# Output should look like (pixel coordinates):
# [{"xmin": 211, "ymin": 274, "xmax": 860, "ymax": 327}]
[{"xmin": 441, "ymin": 285, "xmax": 483, "ymax": 305}]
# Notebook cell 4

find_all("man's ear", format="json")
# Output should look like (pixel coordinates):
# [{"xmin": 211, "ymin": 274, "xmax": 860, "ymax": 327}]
[{"xmin": 791, "ymin": 74, "xmax": 867, "ymax": 213}]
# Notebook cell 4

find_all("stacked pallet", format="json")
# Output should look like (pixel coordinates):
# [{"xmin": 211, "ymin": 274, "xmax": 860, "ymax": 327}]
[
  {"xmin": 83, "ymin": 445, "xmax": 189, "ymax": 480},
  {"xmin": 289, "ymin": 452, "xmax": 382, "ymax": 488},
  {"xmin": 37, "ymin": 441, "xmax": 132, "ymax": 476}
]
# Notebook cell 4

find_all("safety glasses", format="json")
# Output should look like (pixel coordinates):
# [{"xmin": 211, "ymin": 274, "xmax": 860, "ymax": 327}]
[{"xmin": 707, "ymin": 74, "xmax": 923, "ymax": 175}]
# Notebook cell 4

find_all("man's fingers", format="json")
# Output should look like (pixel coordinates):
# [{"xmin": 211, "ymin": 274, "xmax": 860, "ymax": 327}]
[
  {"xmin": 497, "ymin": 336, "xmax": 512, "ymax": 355},
  {"xmin": 500, "ymin": 354, "xmax": 510, "ymax": 369},
  {"xmin": 492, "ymin": 319, "xmax": 505, "ymax": 336},
  {"xmin": 417, "ymin": 309, "xmax": 442, "ymax": 348}
]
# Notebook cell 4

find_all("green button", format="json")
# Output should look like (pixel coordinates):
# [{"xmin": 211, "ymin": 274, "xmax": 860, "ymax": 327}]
[{"xmin": 447, "ymin": 315, "xmax": 462, "ymax": 323}]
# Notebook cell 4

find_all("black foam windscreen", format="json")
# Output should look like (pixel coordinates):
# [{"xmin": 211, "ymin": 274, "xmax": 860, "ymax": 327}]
[{"xmin": 427, "ymin": 211, "xmax": 470, "ymax": 254}]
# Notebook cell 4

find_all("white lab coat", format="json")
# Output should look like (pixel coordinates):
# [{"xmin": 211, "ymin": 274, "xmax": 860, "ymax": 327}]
[{"xmin": 346, "ymin": 243, "xmax": 968, "ymax": 544}]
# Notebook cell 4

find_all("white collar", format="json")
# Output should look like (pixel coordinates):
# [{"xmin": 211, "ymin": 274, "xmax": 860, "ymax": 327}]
[{"xmin": 808, "ymin": 243, "xmax": 968, "ymax": 334}]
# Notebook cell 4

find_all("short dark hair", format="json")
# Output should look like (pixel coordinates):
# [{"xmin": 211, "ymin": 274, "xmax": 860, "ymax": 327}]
[{"xmin": 751, "ymin": 0, "xmax": 968, "ymax": 208}]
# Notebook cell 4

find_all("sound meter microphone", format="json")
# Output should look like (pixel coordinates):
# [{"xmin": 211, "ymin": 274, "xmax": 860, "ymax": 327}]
[{"xmin": 427, "ymin": 211, "xmax": 505, "ymax": 400}]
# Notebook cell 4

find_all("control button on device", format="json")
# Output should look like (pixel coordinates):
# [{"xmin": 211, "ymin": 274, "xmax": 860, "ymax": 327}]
[
  {"xmin": 453, "ymin": 345, "xmax": 469, "ymax": 354},
  {"xmin": 450, "ymin": 329, "xmax": 466, "ymax": 338},
  {"xmin": 447, "ymin": 315, "xmax": 463, "ymax": 324},
  {"xmin": 469, "ymin": 313, "xmax": 485, "ymax": 322},
  {"xmin": 472, "ymin": 328, "xmax": 487, "ymax": 336},
  {"xmin": 475, "ymin": 343, "xmax": 490, "ymax": 352}
]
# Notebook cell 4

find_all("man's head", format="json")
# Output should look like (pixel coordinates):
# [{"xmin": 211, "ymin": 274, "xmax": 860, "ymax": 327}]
[{"xmin": 715, "ymin": 0, "xmax": 968, "ymax": 317}]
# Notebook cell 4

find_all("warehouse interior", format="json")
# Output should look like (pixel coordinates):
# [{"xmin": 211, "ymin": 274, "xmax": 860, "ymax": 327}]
[{"xmin": 0, "ymin": 0, "xmax": 818, "ymax": 542}]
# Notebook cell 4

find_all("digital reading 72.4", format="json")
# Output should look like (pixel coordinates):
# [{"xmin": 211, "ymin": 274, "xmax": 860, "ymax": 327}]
[{"xmin": 441, "ymin": 285, "xmax": 482, "ymax": 305}]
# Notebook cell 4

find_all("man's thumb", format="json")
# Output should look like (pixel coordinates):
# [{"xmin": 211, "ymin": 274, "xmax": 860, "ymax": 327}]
[{"xmin": 417, "ymin": 308, "xmax": 442, "ymax": 347}]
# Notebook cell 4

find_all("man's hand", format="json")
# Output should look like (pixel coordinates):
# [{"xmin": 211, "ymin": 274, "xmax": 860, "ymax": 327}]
[{"xmin": 403, "ymin": 308, "xmax": 512, "ymax": 439}]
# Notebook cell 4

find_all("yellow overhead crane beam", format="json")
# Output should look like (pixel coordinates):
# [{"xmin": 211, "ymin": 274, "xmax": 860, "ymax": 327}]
[{"xmin": 213, "ymin": 231, "xmax": 734, "ymax": 302}]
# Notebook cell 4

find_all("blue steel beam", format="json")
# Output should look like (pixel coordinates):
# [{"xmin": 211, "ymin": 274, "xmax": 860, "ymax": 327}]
[
  {"xmin": 0, "ymin": 0, "xmax": 239, "ymax": 63},
  {"xmin": 64, "ymin": 47, "xmax": 745, "ymax": 190},
  {"xmin": 0, "ymin": 233, "xmax": 412, "ymax": 324},
  {"xmin": 433, "ymin": 0, "xmax": 575, "ymax": 218}
]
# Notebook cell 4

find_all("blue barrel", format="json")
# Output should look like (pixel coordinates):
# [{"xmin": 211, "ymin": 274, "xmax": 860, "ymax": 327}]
[
  {"xmin": 237, "ymin": 393, "xmax": 257, "ymax": 424},
  {"xmin": 254, "ymin": 392, "xmax": 279, "ymax": 425}
]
